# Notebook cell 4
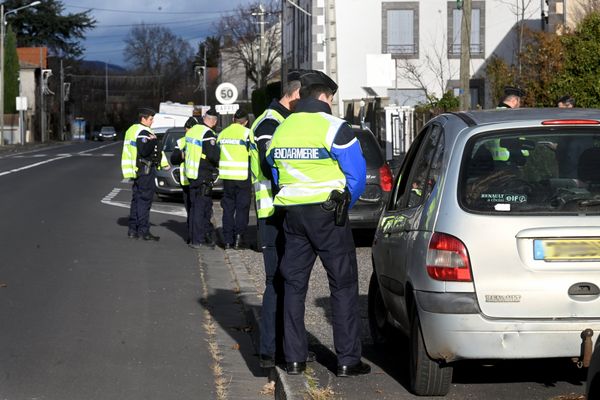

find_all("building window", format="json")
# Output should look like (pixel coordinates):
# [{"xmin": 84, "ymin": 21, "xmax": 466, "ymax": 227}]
[
  {"xmin": 382, "ymin": 2, "xmax": 419, "ymax": 59},
  {"xmin": 447, "ymin": 1, "xmax": 485, "ymax": 58}
]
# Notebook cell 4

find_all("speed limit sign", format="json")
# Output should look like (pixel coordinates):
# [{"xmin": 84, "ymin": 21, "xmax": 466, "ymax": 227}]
[{"xmin": 215, "ymin": 82, "xmax": 238, "ymax": 105}]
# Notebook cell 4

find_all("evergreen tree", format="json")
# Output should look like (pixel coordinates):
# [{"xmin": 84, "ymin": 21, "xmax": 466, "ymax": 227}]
[
  {"xmin": 4, "ymin": 26, "xmax": 19, "ymax": 114},
  {"xmin": 5, "ymin": 0, "xmax": 95, "ymax": 58}
]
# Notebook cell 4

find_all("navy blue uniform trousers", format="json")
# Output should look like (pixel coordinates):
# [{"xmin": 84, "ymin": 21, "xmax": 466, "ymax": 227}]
[
  {"xmin": 220, "ymin": 178, "xmax": 251, "ymax": 245},
  {"xmin": 280, "ymin": 204, "xmax": 362, "ymax": 366},
  {"xmin": 189, "ymin": 183, "xmax": 213, "ymax": 245},
  {"xmin": 128, "ymin": 169, "xmax": 155, "ymax": 235},
  {"xmin": 258, "ymin": 207, "xmax": 286, "ymax": 358}
]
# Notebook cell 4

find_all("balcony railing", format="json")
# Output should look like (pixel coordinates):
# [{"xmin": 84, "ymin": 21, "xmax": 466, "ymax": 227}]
[{"xmin": 386, "ymin": 43, "xmax": 417, "ymax": 55}]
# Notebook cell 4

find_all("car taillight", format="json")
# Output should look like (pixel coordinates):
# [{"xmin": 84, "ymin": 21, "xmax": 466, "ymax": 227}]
[
  {"xmin": 542, "ymin": 119, "xmax": 600, "ymax": 125},
  {"xmin": 426, "ymin": 232, "xmax": 472, "ymax": 282},
  {"xmin": 379, "ymin": 164, "xmax": 392, "ymax": 192}
]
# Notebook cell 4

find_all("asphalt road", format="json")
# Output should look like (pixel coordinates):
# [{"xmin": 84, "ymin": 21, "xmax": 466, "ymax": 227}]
[
  {"xmin": 0, "ymin": 142, "xmax": 216, "ymax": 399},
  {"xmin": 0, "ymin": 141, "xmax": 590, "ymax": 400}
]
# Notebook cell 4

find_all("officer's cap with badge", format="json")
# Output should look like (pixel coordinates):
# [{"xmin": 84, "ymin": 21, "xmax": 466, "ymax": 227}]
[
  {"xmin": 204, "ymin": 108, "xmax": 218, "ymax": 118},
  {"xmin": 184, "ymin": 116, "xmax": 198, "ymax": 129},
  {"xmin": 295, "ymin": 69, "xmax": 338, "ymax": 95},
  {"xmin": 504, "ymin": 86, "xmax": 524, "ymax": 98},
  {"xmin": 138, "ymin": 107, "xmax": 156, "ymax": 118}
]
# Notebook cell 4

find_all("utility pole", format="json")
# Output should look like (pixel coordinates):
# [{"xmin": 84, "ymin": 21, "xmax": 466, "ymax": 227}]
[
  {"xmin": 252, "ymin": 4, "xmax": 266, "ymax": 88},
  {"xmin": 459, "ymin": 0, "xmax": 472, "ymax": 111},
  {"xmin": 60, "ymin": 59, "xmax": 64, "ymax": 141},
  {"xmin": 203, "ymin": 44, "xmax": 207, "ymax": 105},
  {"xmin": 105, "ymin": 62, "xmax": 108, "ymax": 105}
]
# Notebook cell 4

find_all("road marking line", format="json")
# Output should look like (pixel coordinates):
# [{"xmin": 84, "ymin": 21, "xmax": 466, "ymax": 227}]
[
  {"xmin": 0, "ymin": 154, "xmax": 71, "ymax": 177},
  {"xmin": 101, "ymin": 187, "xmax": 187, "ymax": 218},
  {"xmin": 79, "ymin": 141, "xmax": 120, "ymax": 154}
]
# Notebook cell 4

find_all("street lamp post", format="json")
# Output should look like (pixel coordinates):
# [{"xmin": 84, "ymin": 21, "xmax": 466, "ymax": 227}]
[{"xmin": 0, "ymin": 0, "xmax": 41, "ymax": 146}]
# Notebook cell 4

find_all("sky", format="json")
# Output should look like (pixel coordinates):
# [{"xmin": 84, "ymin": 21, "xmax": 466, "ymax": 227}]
[{"xmin": 63, "ymin": 0, "xmax": 256, "ymax": 67}]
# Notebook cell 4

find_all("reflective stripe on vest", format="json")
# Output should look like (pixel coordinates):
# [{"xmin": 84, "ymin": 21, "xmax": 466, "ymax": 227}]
[
  {"xmin": 217, "ymin": 124, "xmax": 250, "ymax": 181},
  {"xmin": 267, "ymin": 112, "xmax": 347, "ymax": 206},
  {"xmin": 184, "ymin": 124, "xmax": 210, "ymax": 180},
  {"xmin": 121, "ymin": 124, "xmax": 152, "ymax": 179},
  {"xmin": 176, "ymin": 136, "xmax": 189, "ymax": 186},
  {"xmin": 250, "ymin": 109, "xmax": 285, "ymax": 218}
]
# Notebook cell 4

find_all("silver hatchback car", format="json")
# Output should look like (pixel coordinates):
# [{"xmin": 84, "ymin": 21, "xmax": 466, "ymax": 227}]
[{"xmin": 370, "ymin": 108, "xmax": 600, "ymax": 396}]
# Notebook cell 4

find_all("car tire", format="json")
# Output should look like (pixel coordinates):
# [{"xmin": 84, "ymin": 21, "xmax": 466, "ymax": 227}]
[
  {"xmin": 409, "ymin": 311, "xmax": 452, "ymax": 396},
  {"xmin": 368, "ymin": 271, "xmax": 394, "ymax": 347}
]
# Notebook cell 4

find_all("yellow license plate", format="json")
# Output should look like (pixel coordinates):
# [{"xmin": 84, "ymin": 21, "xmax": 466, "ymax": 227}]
[{"xmin": 534, "ymin": 238, "xmax": 600, "ymax": 261}]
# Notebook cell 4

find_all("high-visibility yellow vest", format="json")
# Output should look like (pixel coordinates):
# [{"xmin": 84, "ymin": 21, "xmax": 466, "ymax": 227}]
[
  {"xmin": 250, "ymin": 109, "xmax": 285, "ymax": 218},
  {"xmin": 176, "ymin": 136, "xmax": 189, "ymax": 186},
  {"xmin": 121, "ymin": 123, "xmax": 153, "ymax": 179},
  {"xmin": 217, "ymin": 123, "xmax": 250, "ymax": 181},
  {"xmin": 267, "ymin": 112, "xmax": 347, "ymax": 206},
  {"xmin": 184, "ymin": 124, "xmax": 210, "ymax": 180}
]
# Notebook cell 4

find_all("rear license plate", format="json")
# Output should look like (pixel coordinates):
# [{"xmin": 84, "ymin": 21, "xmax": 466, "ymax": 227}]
[{"xmin": 534, "ymin": 238, "xmax": 600, "ymax": 261}]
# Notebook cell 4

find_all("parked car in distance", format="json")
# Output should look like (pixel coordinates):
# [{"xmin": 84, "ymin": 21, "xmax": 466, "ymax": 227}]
[
  {"xmin": 369, "ymin": 108, "xmax": 600, "ymax": 396},
  {"xmin": 154, "ymin": 127, "xmax": 223, "ymax": 199},
  {"xmin": 98, "ymin": 126, "xmax": 117, "ymax": 141},
  {"xmin": 348, "ymin": 126, "xmax": 393, "ymax": 229}
]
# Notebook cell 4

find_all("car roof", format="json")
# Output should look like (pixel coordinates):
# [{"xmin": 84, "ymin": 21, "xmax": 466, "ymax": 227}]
[{"xmin": 448, "ymin": 108, "xmax": 600, "ymax": 127}]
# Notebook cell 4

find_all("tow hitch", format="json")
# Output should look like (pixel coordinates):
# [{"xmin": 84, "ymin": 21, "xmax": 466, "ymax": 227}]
[{"xmin": 572, "ymin": 328, "xmax": 594, "ymax": 368}]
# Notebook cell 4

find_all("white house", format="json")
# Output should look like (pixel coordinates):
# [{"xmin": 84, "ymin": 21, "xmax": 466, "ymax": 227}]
[{"xmin": 282, "ymin": 0, "xmax": 544, "ymax": 116}]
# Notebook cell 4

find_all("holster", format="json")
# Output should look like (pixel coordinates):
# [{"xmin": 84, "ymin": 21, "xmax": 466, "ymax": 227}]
[
  {"xmin": 136, "ymin": 158, "xmax": 152, "ymax": 176},
  {"xmin": 324, "ymin": 189, "xmax": 350, "ymax": 226},
  {"xmin": 200, "ymin": 180, "xmax": 213, "ymax": 196}
]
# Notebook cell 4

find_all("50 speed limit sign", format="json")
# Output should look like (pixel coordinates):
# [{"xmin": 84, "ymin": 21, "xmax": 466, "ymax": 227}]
[{"xmin": 215, "ymin": 82, "xmax": 238, "ymax": 105}]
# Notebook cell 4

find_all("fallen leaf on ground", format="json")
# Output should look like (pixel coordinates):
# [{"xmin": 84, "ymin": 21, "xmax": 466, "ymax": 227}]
[{"xmin": 260, "ymin": 381, "xmax": 275, "ymax": 396}]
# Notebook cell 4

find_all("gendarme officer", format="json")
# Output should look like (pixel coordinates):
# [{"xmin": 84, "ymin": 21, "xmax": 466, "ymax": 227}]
[
  {"xmin": 184, "ymin": 109, "xmax": 220, "ymax": 249},
  {"xmin": 217, "ymin": 109, "xmax": 252, "ymax": 249},
  {"xmin": 266, "ymin": 70, "xmax": 370, "ymax": 377},
  {"xmin": 121, "ymin": 107, "xmax": 161, "ymax": 241}
]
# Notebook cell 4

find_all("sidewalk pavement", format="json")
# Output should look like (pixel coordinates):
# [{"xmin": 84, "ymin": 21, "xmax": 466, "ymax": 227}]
[{"xmin": 231, "ymin": 227, "xmax": 376, "ymax": 400}]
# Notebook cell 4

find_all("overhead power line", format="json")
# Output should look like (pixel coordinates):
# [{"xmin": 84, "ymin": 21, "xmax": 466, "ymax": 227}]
[{"xmin": 64, "ymin": 4, "xmax": 237, "ymax": 15}]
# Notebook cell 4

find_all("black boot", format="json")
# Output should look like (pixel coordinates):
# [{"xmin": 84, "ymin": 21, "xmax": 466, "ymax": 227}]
[
  {"xmin": 234, "ymin": 234, "xmax": 244, "ymax": 249},
  {"xmin": 205, "ymin": 233, "xmax": 215, "ymax": 248}
]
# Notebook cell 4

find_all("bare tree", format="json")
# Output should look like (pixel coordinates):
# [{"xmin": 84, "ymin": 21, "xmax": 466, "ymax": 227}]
[
  {"xmin": 572, "ymin": 0, "xmax": 600, "ymax": 23},
  {"xmin": 497, "ymin": 0, "xmax": 537, "ymax": 74},
  {"xmin": 123, "ymin": 23, "xmax": 193, "ymax": 100},
  {"xmin": 397, "ymin": 36, "xmax": 457, "ymax": 107},
  {"xmin": 215, "ymin": 0, "xmax": 281, "ymax": 88}
]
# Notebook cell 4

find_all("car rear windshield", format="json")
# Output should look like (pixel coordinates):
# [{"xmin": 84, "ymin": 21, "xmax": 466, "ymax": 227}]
[
  {"xmin": 460, "ymin": 128, "xmax": 600, "ymax": 214},
  {"xmin": 355, "ymin": 129, "xmax": 384, "ymax": 168},
  {"xmin": 162, "ymin": 131, "xmax": 184, "ymax": 152}
]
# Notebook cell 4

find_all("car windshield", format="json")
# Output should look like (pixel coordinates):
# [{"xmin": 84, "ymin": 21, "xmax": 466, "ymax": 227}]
[
  {"xmin": 460, "ymin": 128, "xmax": 600, "ymax": 214},
  {"xmin": 162, "ymin": 131, "xmax": 184, "ymax": 152},
  {"xmin": 355, "ymin": 129, "xmax": 384, "ymax": 168},
  {"xmin": 101, "ymin": 126, "xmax": 115, "ymax": 132}
]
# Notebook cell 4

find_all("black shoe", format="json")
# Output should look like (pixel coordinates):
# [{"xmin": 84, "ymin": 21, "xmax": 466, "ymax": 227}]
[
  {"xmin": 337, "ymin": 361, "xmax": 371, "ymax": 377},
  {"xmin": 205, "ymin": 234, "xmax": 216, "ymax": 247},
  {"xmin": 259, "ymin": 354, "xmax": 276, "ymax": 369},
  {"xmin": 142, "ymin": 233, "xmax": 160, "ymax": 241},
  {"xmin": 286, "ymin": 361, "xmax": 306, "ymax": 375},
  {"xmin": 127, "ymin": 232, "xmax": 139, "ymax": 240},
  {"xmin": 234, "ymin": 234, "xmax": 244, "ymax": 249},
  {"xmin": 274, "ymin": 351, "xmax": 315, "ymax": 365},
  {"xmin": 224, "ymin": 243, "xmax": 233, "ymax": 250}
]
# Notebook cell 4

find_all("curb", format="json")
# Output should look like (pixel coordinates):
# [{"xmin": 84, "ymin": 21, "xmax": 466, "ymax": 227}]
[{"xmin": 225, "ymin": 249, "xmax": 308, "ymax": 400}]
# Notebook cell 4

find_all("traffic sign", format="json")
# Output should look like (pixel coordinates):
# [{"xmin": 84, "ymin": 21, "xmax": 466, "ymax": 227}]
[
  {"xmin": 215, "ymin": 104, "xmax": 240, "ymax": 115},
  {"xmin": 215, "ymin": 82, "xmax": 238, "ymax": 105}
]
